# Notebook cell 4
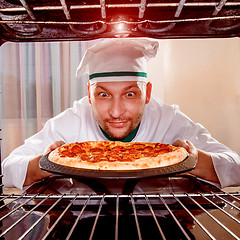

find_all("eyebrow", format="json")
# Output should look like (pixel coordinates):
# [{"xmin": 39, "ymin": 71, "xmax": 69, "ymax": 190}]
[
  {"xmin": 95, "ymin": 84, "xmax": 140, "ymax": 92},
  {"xmin": 94, "ymin": 86, "xmax": 108, "ymax": 91}
]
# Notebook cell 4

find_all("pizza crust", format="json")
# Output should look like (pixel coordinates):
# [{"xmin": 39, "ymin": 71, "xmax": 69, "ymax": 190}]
[{"xmin": 48, "ymin": 141, "xmax": 189, "ymax": 170}]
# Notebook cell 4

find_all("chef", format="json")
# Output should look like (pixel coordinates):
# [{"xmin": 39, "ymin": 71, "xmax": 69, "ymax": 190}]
[{"xmin": 2, "ymin": 38, "xmax": 240, "ymax": 189}]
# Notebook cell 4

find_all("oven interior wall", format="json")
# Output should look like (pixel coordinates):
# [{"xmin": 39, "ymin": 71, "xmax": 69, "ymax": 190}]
[
  {"xmin": 149, "ymin": 37, "xmax": 240, "ymax": 154},
  {"xmin": 1, "ymin": 38, "xmax": 240, "ymax": 160}
]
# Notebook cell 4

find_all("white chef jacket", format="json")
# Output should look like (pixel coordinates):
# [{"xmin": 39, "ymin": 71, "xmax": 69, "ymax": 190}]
[{"xmin": 2, "ymin": 96, "xmax": 240, "ymax": 189}]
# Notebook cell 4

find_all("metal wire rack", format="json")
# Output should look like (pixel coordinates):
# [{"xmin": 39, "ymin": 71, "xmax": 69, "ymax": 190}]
[
  {"xmin": 0, "ymin": 0, "xmax": 240, "ymax": 44},
  {"xmin": 0, "ymin": 191, "xmax": 239, "ymax": 239}
]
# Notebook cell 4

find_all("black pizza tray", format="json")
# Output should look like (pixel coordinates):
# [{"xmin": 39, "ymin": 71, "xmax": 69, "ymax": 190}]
[{"xmin": 39, "ymin": 153, "xmax": 197, "ymax": 180}]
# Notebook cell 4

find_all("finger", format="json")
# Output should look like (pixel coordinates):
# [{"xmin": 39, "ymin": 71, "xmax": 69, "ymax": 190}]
[
  {"xmin": 185, "ymin": 140, "xmax": 198, "ymax": 156},
  {"xmin": 50, "ymin": 140, "xmax": 65, "ymax": 151},
  {"xmin": 173, "ymin": 139, "xmax": 198, "ymax": 156},
  {"xmin": 173, "ymin": 139, "xmax": 190, "ymax": 151},
  {"xmin": 42, "ymin": 170, "xmax": 53, "ymax": 178},
  {"xmin": 44, "ymin": 145, "xmax": 53, "ymax": 154},
  {"xmin": 44, "ymin": 140, "xmax": 65, "ymax": 153}
]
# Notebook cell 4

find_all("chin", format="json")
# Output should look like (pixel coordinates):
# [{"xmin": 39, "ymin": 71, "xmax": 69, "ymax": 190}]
[
  {"xmin": 107, "ymin": 129, "xmax": 129, "ymax": 140},
  {"xmin": 103, "ymin": 124, "xmax": 133, "ymax": 140},
  {"xmin": 110, "ymin": 133, "xmax": 127, "ymax": 140}
]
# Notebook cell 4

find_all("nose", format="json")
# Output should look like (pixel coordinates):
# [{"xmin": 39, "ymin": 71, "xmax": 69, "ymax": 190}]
[{"xmin": 109, "ymin": 98, "xmax": 125, "ymax": 118}]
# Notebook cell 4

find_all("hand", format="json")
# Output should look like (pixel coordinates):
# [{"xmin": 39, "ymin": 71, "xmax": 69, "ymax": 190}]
[
  {"xmin": 44, "ymin": 140, "xmax": 65, "ymax": 154},
  {"xmin": 173, "ymin": 139, "xmax": 219, "ymax": 183},
  {"xmin": 173, "ymin": 139, "xmax": 198, "ymax": 160},
  {"xmin": 23, "ymin": 140, "xmax": 65, "ymax": 186}
]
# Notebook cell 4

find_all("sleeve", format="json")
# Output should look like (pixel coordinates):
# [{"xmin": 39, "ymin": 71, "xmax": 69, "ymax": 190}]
[
  {"xmin": 164, "ymin": 105, "xmax": 240, "ymax": 188},
  {"xmin": 2, "ymin": 119, "xmax": 58, "ymax": 189},
  {"xmin": 1, "ymin": 103, "xmax": 82, "ymax": 189},
  {"xmin": 1, "ymin": 97, "xmax": 93, "ymax": 189}
]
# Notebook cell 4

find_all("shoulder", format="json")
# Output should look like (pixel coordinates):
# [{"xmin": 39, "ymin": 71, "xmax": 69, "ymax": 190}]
[
  {"xmin": 46, "ymin": 96, "xmax": 92, "ymax": 133},
  {"xmin": 146, "ymin": 96, "xmax": 180, "ymax": 114},
  {"xmin": 52, "ymin": 96, "xmax": 90, "ymax": 120},
  {"xmin": 71, "ymin": 96, "xmax": 91, "ymax": 114},
  {"xmin": 45, "ymin": 96, "xmax": 96, "ymax": 142},
  {"xmin": 147, "ymin": 96, "xmax": 195, "ymax": 125}
]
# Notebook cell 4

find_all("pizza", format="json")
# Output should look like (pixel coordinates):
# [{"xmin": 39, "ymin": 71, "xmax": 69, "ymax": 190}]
[{"xmin": 48, "ymin": 141, "xmax": 189, "ymax": 170}]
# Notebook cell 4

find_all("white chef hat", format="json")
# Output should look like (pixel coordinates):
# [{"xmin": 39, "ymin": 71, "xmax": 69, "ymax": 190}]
[{"xmin": 76, "ymin": 38, "xmax": 159, "ymax": 83}]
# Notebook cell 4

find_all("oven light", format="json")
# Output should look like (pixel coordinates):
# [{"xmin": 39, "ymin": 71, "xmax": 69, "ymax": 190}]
[
  {"xmin": 115, "ymin": 22, "xmax": 125, "ymax": 31},
  {"xmin": 114, "ymin": 22, "xmax": 129, "ymax": 38}
]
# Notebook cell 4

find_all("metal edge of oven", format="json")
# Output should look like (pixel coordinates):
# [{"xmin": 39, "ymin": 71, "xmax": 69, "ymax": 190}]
[{"xmin": 0, "ymin": 0, "xmax": 240, "ymax": 239}]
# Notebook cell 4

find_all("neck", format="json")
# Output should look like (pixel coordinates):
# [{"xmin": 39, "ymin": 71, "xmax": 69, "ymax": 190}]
[{"xmin": 100, "ymin": 124, "xmax": 140, "ymax": 142}]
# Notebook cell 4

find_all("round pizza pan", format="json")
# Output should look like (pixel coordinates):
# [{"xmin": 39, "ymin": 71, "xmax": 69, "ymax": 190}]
[{"xmin": 39, "ymin": 153, "xmax": 197, "ymax": 180}]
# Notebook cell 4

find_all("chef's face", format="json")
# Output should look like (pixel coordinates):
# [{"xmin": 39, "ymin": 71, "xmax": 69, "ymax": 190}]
[{"xmin": 88, "ymin": 81, "xmax": 152, "ymax": 140}]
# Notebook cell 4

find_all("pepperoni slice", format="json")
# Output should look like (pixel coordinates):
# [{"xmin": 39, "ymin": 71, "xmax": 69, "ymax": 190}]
[
  {"xmin": 91, "ymin": 147, "xmax": 104, "ymax": 153},
  {"xmin": 58, "ymin": 146, "xmax": 68, "ymax": 152},
  {"xmin": 154, "ymin": 149, "xmax": 169, "ymax": 154},
  {"xmin": 143, "ymin": 146, "xmax": 154, "ymax": 152},
  {"xmin": 60, "ymin": 150, "xmax": 76, "ymax": 158},
  {"xmin": 112, "ymin": 146, "xmax": 125, "ymax": 152},
  {"xmin": 98, "ymin": 156, "xmax": 109, "ymax": 162},
  {"xmin": 81, "ymin": 154, "xmax": 94, "ymax": 162},
  {"xmin": 71, "ymin": 145, "xmax": 86, "ymax": 154}
]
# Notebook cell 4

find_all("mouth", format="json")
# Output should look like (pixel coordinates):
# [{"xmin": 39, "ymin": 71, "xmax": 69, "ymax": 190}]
[{"xmin": 108, "ymin": 120, "xmax": 128, "ymax": 128}]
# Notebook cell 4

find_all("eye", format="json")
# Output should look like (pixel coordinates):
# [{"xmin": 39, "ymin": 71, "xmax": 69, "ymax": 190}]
[
  {"xmin": 99, "ymin": 92, "xmax": 109, "ymax": 98},
  {"xmin": 126, "ymin": 92, "xmax": 135, "ymax": 97}
]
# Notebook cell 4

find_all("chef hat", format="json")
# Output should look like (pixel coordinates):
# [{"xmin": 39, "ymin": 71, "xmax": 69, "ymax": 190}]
[{"xmin": 76, "ymin": 38, "xmax": 159, "ymax": 83}]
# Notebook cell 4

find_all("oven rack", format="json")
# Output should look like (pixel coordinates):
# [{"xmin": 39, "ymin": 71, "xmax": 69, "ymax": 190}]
[
  {"xmin": 0, "ymin": 191, "xmax": 239, "ymax": 239},
  {"xmin": 0, "ymin": 0, "xmax": 240, "ymax": 44}
]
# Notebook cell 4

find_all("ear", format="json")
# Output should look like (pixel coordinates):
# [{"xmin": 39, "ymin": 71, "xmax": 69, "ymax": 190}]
[
  {"xmin": 87, "ymin": 83, "xmax": 92, "ymax": 104},
  {"xmin": 145, "ymin": 82, "xmax": 152, "ymax": 104}
]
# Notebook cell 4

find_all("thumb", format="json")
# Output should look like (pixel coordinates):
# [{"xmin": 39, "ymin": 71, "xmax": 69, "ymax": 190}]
[{"xmin": 44, "ymin": 140, "xmax": 65, "ymax": 154}]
